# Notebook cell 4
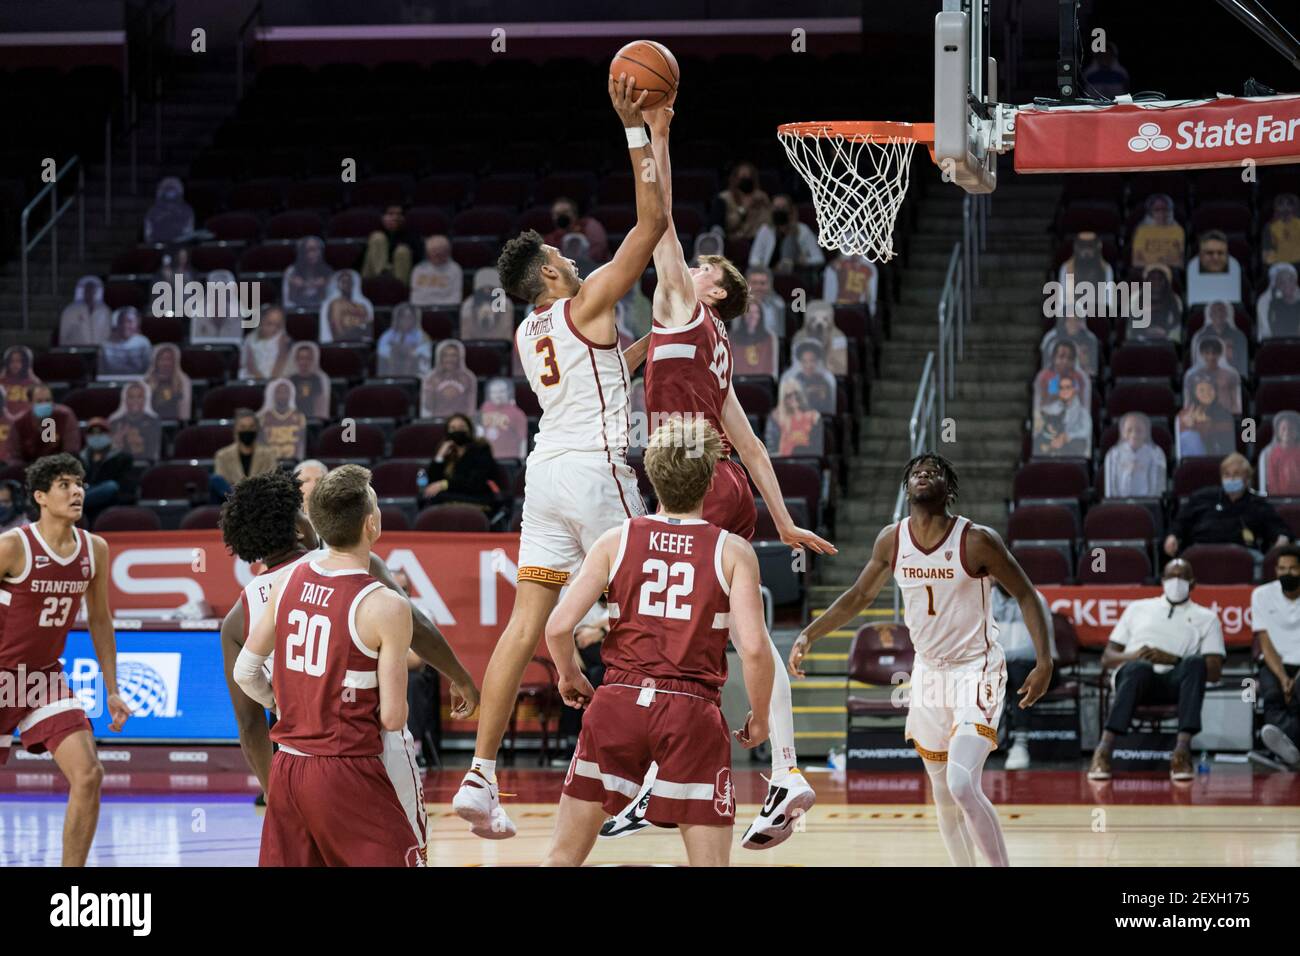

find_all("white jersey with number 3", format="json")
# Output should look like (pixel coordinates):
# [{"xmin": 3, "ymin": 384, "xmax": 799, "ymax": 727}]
[
  {"xmin": 516, "ymin": 297, "xmax": 632, "ymax": 462},
  {"xmin": 891, "ymin": 515, "xmax": 1000, "ymax": 665}
]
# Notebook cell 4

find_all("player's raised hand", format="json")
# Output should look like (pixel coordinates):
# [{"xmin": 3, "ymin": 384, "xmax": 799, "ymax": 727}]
[
  {"xmin": 608, "ymin": 71, "xmax": 650, "ymax": 127},
  {"xmin": 558, "ymin": 671, "xmax": 596, "ymax": 709},
  {"xmin": 780, "ymin": 525, "xmax": 837, "ymax": 556},
  {"xmin": 734, "ymin": 711, "xmax": 769, "ymax": 749},
  {"xmin": 106, "ymin": 693, "xmax": 132, "ymax": 732},
  {"xmin": 644, "ymin": 103, "xmax": 674, "ymax": 137},
  {"xmin": 448, "ymin": 678, "xmax": 480, "ymax": 720},
  {"xmin": 1016, "ymin": 660, "xmax": 1054, "ymax": 709},
  {"xmin": 788, "ymin": 632, "xmax": 813, "ymax": 678}
]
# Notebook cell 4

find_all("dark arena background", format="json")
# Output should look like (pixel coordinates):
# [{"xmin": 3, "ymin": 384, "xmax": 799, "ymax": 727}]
[{"xmin": 0, "ymin": 0, "xmax": 1296, "ymax": 931}]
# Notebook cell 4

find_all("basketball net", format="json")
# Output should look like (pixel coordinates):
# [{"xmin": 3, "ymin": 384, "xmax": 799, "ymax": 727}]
[{"xmin": 777, "ymin": 122, "xmax": 930, "ymax": 263}]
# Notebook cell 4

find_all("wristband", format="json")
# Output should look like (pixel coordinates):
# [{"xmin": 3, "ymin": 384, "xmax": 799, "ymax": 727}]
[{"xmin": 625, "ymin": 126, "xmax": 649, "ymax": 148}]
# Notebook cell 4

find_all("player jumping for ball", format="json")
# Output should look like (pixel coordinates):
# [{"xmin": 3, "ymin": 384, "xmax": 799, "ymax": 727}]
[
  {"xmin": 0, "ymin": 453, "xmax": 131, "ymax": 865},
  {"xmin": 452, "ymin": 71, "xmax": 667, "ymax": 838},
  {"xmin": 791, "ymin": 454, "xmax": 1053, "ymax": 866},
  {"xmin": 599, "ymin": 101, "xmax": 836, "ymax": 849},
  {"xmin": 541, "ymin": 418, "xmax": 775, "ymax": 866}
]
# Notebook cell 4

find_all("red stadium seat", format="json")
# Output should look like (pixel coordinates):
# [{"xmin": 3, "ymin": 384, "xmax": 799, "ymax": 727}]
[
  {"xmin": 1007, "ymin": 504, "xmax": 1078, "ymax": 543},
  {"xmin": 318, "ymin": 345, "xmax": 369, "ymax": 382},
  {"xmin": 1083, "ymin": 501, "xmax": 1157, "ymax": 546},
  {"xmin": 110, "ymin": 247, "xmax": 163, "ymax": 276},
  {"xmin": 283, "ymin": 180, "xmax": 344, "ymax": 211},
  {"xmin": 62, "ymin": 386, "xmax": 125, "ymax": 421},
  {"xmin": 227, "ymin": 181, "xmax": 284, "ymax": 213},
  {"xmin": 264, "ymin": 211, "xmax": 325, "ymax": 242},
  {"xmin": 203, "ymin": 384, "xmax": 267, "ymax": 420},
  {"xmin": 451, "ymin": 239, "xmax": 496, "ymax": 270},
  {"xmin": 354, "ymin": 176, "xmax": 412, "ymax": 208},
  {"xmin": 141, "ymin": 315, "xmax": 184, "ymax": 345},
  {"xmin": 1108, "ymin": 343, "xmax": 1178, "ymax": 382},
  {"xmin": 1256, "ymin": 380, "xmax": 1300, "ymax": 417},
  {"xmin": 361, "ymin": 274, "xmax": 409, "ymax": 307},
  {"xmin": 1279, "ymin": 503, "xmax": 1300, "ymax": 538},
  {"xmin": 370, "ymin": 459, "xmax": 427, "ymax": 497},
  {"xmin": 464, "ymin": 340, "xmax": 511, "ymax": 377},
  {"xmin": 412, "ymin": 174, "xmax": 473, "ymax": 208},
  {"xmin": 181, "ymin": 346, "xmax": 236, "ymax": 383},
  {"xmin": 380, "ymin": 506, "xmax": 411, "ymax": 531},
  {"xmin": 205, "ymin": 212, "xmax": 261, "ymax": 243},
  {"xmin": 405, "ymin": 206, "xmax": 451, "ymax": 241},
  {"xmin": 1106, "ymin": 382, "xmax": 1178, "ymax": 420},
  {"xmin": 93, "ymin": 506, "xmax": 162, "ymax": 533},
  {"xmin": 179, "ymin": 505, "xmax": 223, "ymax": 530},
  {"xmin": 1012, "ymin": 460, "xmax": 1090, "ymax": 506},
  {"xmin": 1181, "ymin": 543, "xmax": 1255, "ymax": 584},
  {"xmin": 1172, "ymin": 457, "xmax": 1223, "ymax": 499},
  {"xmin": 537, "ymin": 173, "xmax": 597, "ymax": 206},
  {"xmin": 238, "ymin": 243, "xmax": 295, "ymax": 274},
  {"xmin": 846, "ymin": 623, "xmax": 914, "ymax": 718},
  {"xmin": 414, "ymin": 504, "xmax": 491, "ymax": 533},
  {"xmin": 32, "ymin": 352, "xmax": 89, "ymax": 387},
  {"xmin": 172, "ymin": 424, "xmax": 235, "ymax": 460},
  {"xmin": 471, "ymin": 177, "xmax": 531, "ymax": 210},
  {"xmin": 191, "ymin": 245, "xmax": 240, "ymax": 274},
  {"xmin": 1012, "ymin": 546, "xmax": 1072, "ymax": 585},
  {"xmin": 326, "ymin": 208, "xmax": 382, "ymax": 241},
  {"xmin": 139, "ymin": 463, "xmax": 209, "ymax": 501},
  {"xmin": 103, "ymin": 281, "xmax": 148, "ymax": 310},
  {"xmin": 1255, "ymin": 342, "xmax": 1300, "ymax": 378},
  {"xmin": 452, "ymin": 206, "xmax": 515, "ymax": 239},
  {"xmin": 1075, "ymin": 545, "xmax": 1152, "ymax": 584},
  {"xmin": 391, "ymin": 422, "xmax": 446, "ymax": 459},
  {"xmin": 342, "ymin": 384, "xmax": 411, "ymax": 422},
  {"xmin": 315, "ymin": 422, "xmax": 385, "ymax": 459},
  {"xmin": 770, "ymin": 459, "xmax": 823, "ymax": 528}
]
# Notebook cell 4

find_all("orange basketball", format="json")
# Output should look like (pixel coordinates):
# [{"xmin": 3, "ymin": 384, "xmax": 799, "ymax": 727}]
[{"xmin": 609, "ymin": 40, "xmax": 679, "ymax": 110}]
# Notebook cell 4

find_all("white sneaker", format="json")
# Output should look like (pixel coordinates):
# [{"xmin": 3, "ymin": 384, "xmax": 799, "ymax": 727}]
[
  {"xmin": 1004, "ymin": 740, "xmax": 1030, "ymax": 771},
  {"xmin": 742, "ymin": 769, "xmax": 816, "ymax": 850},
  {"xmin": 598, "ymin": 777, "xmax": 653, "ymax": 840},
  {"xmin": 1261, "ymin": 724, "xmax": 1300, "ymax": 768},
  {"xmin": 452, "ymin": 769, "xmax": 517, "ymax": 839}
]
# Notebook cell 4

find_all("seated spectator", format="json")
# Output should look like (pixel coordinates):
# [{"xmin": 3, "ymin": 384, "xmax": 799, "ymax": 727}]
[
  {"xmin": 1033, "ymin": 372, "xmax": 1091, "ymax": 458},
  {"xmin": 791, "ymin": 300, "xmax": 848, "ymax": 375},
  {"xmin": 1262, "ymin": 193, "xmax": 1300, "ymax": 268},
  {"xmin": 765, "ymin": 378, "xmax": 823, "ymax": 457},
  {"xmin": 1129, "ymin": 193, "xmax": 1185, "ymax": 271},
  {"xmin": 1081, "ymin": 44, "xmax": 1129, "ymax": 98},
  {"xmin": 419, "ymin": 412, "xmax": 497, "ymax": 511},
  {"xmin": 1176, "ymin": 377, "xmax": 1235, "ymax": 458},
  {"xmin": 362, "ymin": 204, "xmax": 416, "ymax": 284},
  {"xmin": 995, "ymin": 585, "xmax": 1057, "ymax": 770},
  {"xmin": 1257, "ymin": 262, "xmax": 1300, "ymax": 340},
  {"xmin": 239, "ymin": 304, "xmax": 292, "ymax": 380},
  {"xmin": 1057, "ymin": 230, "xmax": 1114, "ymax": 290},
  {"xmin": 287, "ymin": 342, "xmax": 330, "ymax": 418},
  {"xmin": 214, "ymin": 409, "xmax": 278, "ymax": 494},
  {"xmin": 188, "ymin": 270, "xmax": 245, "ymax": 344},
  {"xmin": 420, "ymin": 340, "xmax": 478, "ymax": 419},
  {"xmin": 1033, "ymin": 340, "xmax": 1091, "ymax": 410},
  {"xmin": 1184, "ymin": 335, "xmax": 1242, "ymax": 415},
  {"xmin": 1087, "ymin": 559, "xmax": 1224, "ymax": 782},
  {"xmin": 293, "ymin": 459, "xmax": 328, "ymax": 502},
  {"xmin": 258, "ymin": 378, "xmax": 307, "ymax": 461},
  {"xmin": 59, "ymin": 275, "xmax": 111, "ymax": 345},
  {"xmin": 1190, "ymin": 300, "xmax": 1248, "ymax": 376},
  {"xmin": 0, "ymin": 479, "xmax": 27, "ymax": 532},
  {"xmin": 822, "ymin": 252, "xmax": 878, "ymax": 311},
  {"xmin": 99, "ymin": 307, "xmax": 152, "ymax": 378},
  {"xmin": 1186, "ymin": 230, "xmax": 1242, "ymax": 306},
  {"xmin": 747, "ymin": 266, "xmax": 786, "ymax": 339},
  {"xmin": 730, "ymin": 299, "xmax": 780, "ymax": 376},
  {"xmin": 1105, "ymin": 412, "xmax": 1167, "ymax": 498},
  {"xmin": 409, "ymin": 235, "xmax": 464, "ymax": 307},
  {"xmin": 78, "ymin": 417, "xmax": 132, "ymax": 523},
  {"xmin": 2, "ymin": 345, "xmax": 39, "ymax": 416},
  {"xmin": 749, "ymin": 194, "xmax": 825, "ymax": 274},
  {"xmin": 1164, "ymin": 452, "xmax": 1291, "ymax": 557},
  {"xmin": 1253, "ymin": 545, "xmax": 1300, "ymax": 768},
  {"xmin": 13, "ymin": 384, "xmax": 81, "ymax": 463},
  {"xmin": 545, "ymin": 197, "xmax": 609, "ymax": 263},
  {"xmin": 711, "ymin": 161, "xmax": 771, "ymax": 241},
  {"xmin": 1261, "ymin": 410, "xmax": 1300, "ymax": 496},
  {"xmin": 108, "ymin": 380, "xmax": 162, "ymax": 461},
  {"xmin": 782, "ymin": 339, "xmax": 836, "ymax": 414},
  {"xmin": 1041, "ymin": 311, "xmax": 1100, "ymax": 377},
  {"xmin": 459, "ymin": 267, "xmax": 514, "ymax": 341},
  {"xmin": 319, "ymin": 269, "xmax": 374, "ymax": 344},
  {"xmin": 142, "ymin": 176, "xmax": 194, "ymax": 245},
  {"xmin": 478, "ymin": 377, "xmax": 529, "ymax": 459},
  {"xmin": 282, "ymin": 236, "xmax": 334, "ymax": 310},
  {"xmin": 1129, "ymin": 263, "xmax": 1183, "ymax": 343},
  {"xmin": 377, "ymin": 302, "xmax": 434, "ymax": 377},
  {"xmin": 144, "ymin": 343, "xmax": 192, "ymax": 421}
]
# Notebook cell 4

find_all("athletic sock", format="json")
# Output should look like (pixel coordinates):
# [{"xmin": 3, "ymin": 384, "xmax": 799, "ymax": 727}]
[
  {"xmin": 766, "ymin": 638, "xmax": 797, "ymax": 774},
  {"xmin": 470, "ymin": 757, "xmax": 496, "ymax": 781},
  {"xmin": 946, "ymin": 734, "xmax": 1010, "ymax": 867},
  {"xmin": 923, "ymin": 757, "xmax": 976, "ymax": 867}
]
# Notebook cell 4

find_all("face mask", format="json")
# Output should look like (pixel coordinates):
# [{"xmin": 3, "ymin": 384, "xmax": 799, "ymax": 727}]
[
  {"xmin": 1163, "ymin": 577, "xmax": 1191, "ymax": 604},
  {"xmin": 449, "ymin": 430, "xmax": 471, "ymax": 446},
  {"xmin": 237, "ymin": 430, "xmax": 258, "ymax": 446},
  {"xmin": 771, "ymin": 210, "xmax": 790, "ymax": 227},
  {"xmin": 32, "ymin": 402, "xmax": 53, "ymax": 419},
  {"xmin": 0, "ymin": 505, "xmax": 12, "ymax": 524},
  {"xmin": 1222, "ymin": 477, "xmax": 1245, "ymax": 494},
  {"xmin": 737, "ymin": 177, "xmax": 755, "ymax": 194},
  {"xmin": 554, "ymin": 213, "xmax": 573, "ymax": 230},
  {"xmin": 1280, "ymin": 573, "xmax": 1300, "ymax": 594},
  {"xmin": 87, "ymin": 434, "xmax": 112, "ymax": 451}
]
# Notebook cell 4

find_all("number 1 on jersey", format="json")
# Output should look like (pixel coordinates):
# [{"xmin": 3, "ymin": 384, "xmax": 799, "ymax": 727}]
[{"xmin": 925, "ymin": 584, "xmax": 937, "ymax": 616}]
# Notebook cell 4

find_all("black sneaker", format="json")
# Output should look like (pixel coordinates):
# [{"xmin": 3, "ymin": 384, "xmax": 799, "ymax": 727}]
[{"xmin": 598, "ymin": 786, "xmax": 652, "ymax": 839}]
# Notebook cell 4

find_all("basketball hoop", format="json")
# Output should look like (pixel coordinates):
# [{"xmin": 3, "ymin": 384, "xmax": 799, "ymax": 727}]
[{"xmin": 777, "ymin": 121, "xmax": 935, "ymax": 263}]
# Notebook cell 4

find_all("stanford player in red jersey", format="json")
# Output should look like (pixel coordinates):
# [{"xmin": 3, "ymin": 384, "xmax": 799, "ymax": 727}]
[
  {"xmin": 236, "ymin": 464, "xmax": 422, "ymax": 867},
  {"xmin": 606, "ymin": 103, "xmax": 834, "ymax": 850},
  {"xmin": 0, "ymin": 453, "xmax": 130, "ymax": 866},
  {"xmin": 541, "ymin": 419, "xmax": 775, "ymax": 867}
]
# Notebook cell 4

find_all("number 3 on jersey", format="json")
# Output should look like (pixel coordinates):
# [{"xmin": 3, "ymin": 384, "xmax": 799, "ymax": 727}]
[
  {"xmin": 536, "ymin": 336, "xmax": 561, "ymax": 387},
  {"xmin": 638, "ymin": 559, "xmax": 694, "ymax": 620}
]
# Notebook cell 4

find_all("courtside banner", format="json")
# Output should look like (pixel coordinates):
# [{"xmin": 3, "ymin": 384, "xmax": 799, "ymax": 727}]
[
  {"xmin": 1039, "ymin": 584, "xmax": 1254, "ymax": 648},
  {"xmin": 1014, "ymin": 95, "xmax": 1300, "ymax": 173}
]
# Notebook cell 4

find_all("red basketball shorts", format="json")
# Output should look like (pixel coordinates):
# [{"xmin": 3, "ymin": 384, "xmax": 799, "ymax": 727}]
[
  {"xmin": 563, "ymin": 679, "xmax": 735, "ymax": 827},
  {"xmin": 259, "ymin": 750, "xmax": 425, "ymax": 867},
  {"xmin": 0, "ymin": 666, "xmax": 92, "ymax": 765},
  {"xmin": 702, "ymin": 457, "xmax": 756, "ymax": 540}
]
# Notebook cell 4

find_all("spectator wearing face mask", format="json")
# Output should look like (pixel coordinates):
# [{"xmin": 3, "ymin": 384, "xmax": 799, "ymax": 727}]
[
  {"xmin": 419, "ymin": 413, "xmax": 497, "ymax": 511},
  {"xmin": 748, "ymin": 195, "xmax": 825, "ymax": 275},
  {"xmin": 362, "ymin": 204, "xmax": 417, "ymax": 284},
  {"xmin": 213, "ymin": 409, "xmax": 278, "ymax": 494},
  {"xmin": 13, "ymin": 385, "xmax": 81, "ymax": 463},
  {"xmin": 1163, "ymin": 452, "xmax": 1292, "ymax": 558},
  {"xmin": 544, "ymin": 198, "xmax": 609, "ymax": 263},
  {"xmin": 712, "ymin": 161, "xmax": 771, "ymax": 241},
  {"xmin": 1252, "ymin": 546, "xmax": 1300, "ymax": 768},
  {"xmin": 79, "ymin": 417, "xmax": 133, "ymax": 522},
  {"xmin": 0, "ymin": 480, "xmax": 28, "ymax": 533}
]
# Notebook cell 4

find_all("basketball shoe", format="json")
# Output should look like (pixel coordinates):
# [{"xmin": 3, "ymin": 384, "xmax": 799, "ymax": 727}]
[
  {"xmin": 741, "ymin": 768, "xmax": 816, "ymax": 850},
  {"xmin": 598, "ymin": 777, "xmax": 653, "ymax": 839},
  {"xmin": 452, "ymin": 768, "xmax": 517, "ymax": 839}
]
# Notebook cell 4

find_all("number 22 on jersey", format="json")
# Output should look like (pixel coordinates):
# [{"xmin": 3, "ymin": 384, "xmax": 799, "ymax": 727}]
[{"xmin": 638, "ymin": 558, "xmax": 694, "ymax": 620}]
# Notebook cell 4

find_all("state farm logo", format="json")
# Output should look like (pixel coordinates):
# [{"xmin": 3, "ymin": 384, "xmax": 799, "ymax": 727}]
[{"xmin": 1128, "ymin": 122, "xmax": 1172, "ymax": 152}]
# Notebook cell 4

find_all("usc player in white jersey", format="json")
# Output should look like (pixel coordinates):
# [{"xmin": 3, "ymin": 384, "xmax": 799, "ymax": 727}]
[
  {"xmin": 791, "ymin": 454, "xmax": 1053, "ymax": 866},
  {"xmin": 452, "ymin": 72, "xmax": 667, "ymax": 838}
]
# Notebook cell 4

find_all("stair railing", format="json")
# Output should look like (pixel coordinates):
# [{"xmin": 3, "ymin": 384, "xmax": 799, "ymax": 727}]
[
  {"xmin": 21, "ymin": 157, "xmax": 86, "ymax": 330},
  {"xmin": 892, "ymin": 350, "xmax": 938, "ymax": 617}
]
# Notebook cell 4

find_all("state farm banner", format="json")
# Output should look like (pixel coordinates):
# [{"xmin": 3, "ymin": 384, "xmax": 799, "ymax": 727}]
[
  {"xmin": 1014, "ymin": 95, "xmax": 1300, "ymax": 173},
  {"xmin": 1039, "ymin": 585, "xmax": 1255, "ymax": 648}
]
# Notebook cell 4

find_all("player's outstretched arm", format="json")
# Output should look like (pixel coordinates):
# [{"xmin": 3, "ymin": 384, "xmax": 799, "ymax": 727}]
[
  {"xmin": 367, "ymin": 553, "xmax": 479, "ymax": 719},
  {"xmin": 219, "ymin": 602, "xmax": 273, "ymax": 793},
  {"xmin": 544, "ymin": 527, "xmax": 619, "ymax": 708},
  {"xmin": 86, "ymin": 534, "xmax": 129, "ymax": 732},
  {"xmin": 623, "ymin": 332, "xmax": 651, "ymax": 374},
  {"xmin": 570, "ymin": 74, "xmax": 667, "ymax": 327},
  {"xmin": 724, "ymin": 536, "xmax": 774, "ymax": 748},
  {"xmin": 969, "ymin": 525, "xmax": 1054, "ymax": 707},
  {"xmin": 720, "ymin": 388, "xmax": 835, "ymax": 556},
  {"xmin": 368, "ymin": 588, "xmax": 413, "ymax": 732},
  {"xmin": 644, "ymin": 105, "xmax": 695, "ymax": 326},
  {"xmin": 789, "ymin": 523, "xmax": 897, "ymax": 677}
]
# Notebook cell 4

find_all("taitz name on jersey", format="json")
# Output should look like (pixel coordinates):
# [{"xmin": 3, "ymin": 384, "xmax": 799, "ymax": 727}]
[{"xmin": 299, "ymin": 581, "xmax": 336, "ymax": 606}]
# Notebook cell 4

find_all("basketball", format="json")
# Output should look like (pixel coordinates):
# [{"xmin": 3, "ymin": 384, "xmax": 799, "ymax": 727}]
[{"xmin": 609, "ymin": 40, "xmax": 678, "ymax": 110}]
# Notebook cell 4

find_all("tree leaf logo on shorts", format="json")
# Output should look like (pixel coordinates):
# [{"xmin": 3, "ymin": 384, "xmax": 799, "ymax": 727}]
[{"xmin": 714, "ymin": 767, "xmax": 733, "ymax": 817}]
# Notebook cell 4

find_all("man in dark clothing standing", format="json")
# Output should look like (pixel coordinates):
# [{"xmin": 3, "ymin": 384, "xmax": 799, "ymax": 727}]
[{"xmin": 1164, "ymin": 452, "xmax": 1291, "ymax": 557}]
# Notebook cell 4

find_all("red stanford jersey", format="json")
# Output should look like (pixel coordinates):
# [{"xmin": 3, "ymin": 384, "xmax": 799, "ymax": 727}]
[
  {"xmin": 644, "ymin": 302, "xmax": 732, "ymax": 454},
  {"xmin": 603, "ymin": 515, "xmax": 732, "ymax": 690},
  {"xmin": 0, "ymin": 525, "xmax": 95, "ymax": 670},
  {"xmin": 271, "ymin": 560, "xmax": 389, "ymax": 758}
]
